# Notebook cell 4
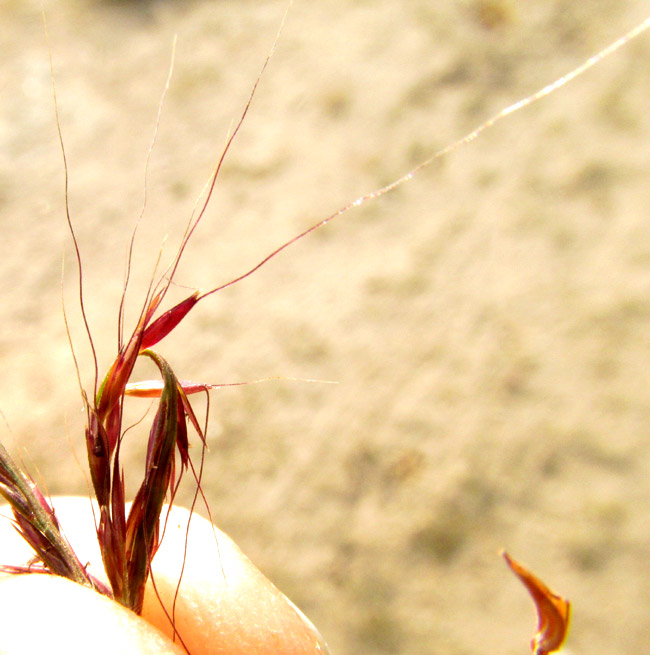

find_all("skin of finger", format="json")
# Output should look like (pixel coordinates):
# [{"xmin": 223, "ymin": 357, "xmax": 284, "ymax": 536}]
[
  {"xmin": 141, "ymin": 505, "xmax": 330, "ymax": 655},
  {"xmin": 0, "ymin": 498, "xmax": 329, "ymax": 655},
  {"xmin": 0, "ymin": 574, "xmax": 186, "ymax": 655}
]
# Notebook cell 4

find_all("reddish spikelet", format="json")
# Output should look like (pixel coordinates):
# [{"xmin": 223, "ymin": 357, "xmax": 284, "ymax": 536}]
[
  {"xmin": 0, "ymin": 441, "xmax": 104, "ymax": 591},
  {"xmin": 122, "ymin": 349, "xmax": 185, "ymax": 613},
  {"xmin": 85, "ymin": 413, "xmax": 111, "ymax": 506},
  {"xmin": 95, "ymin": 290, "xmax": 166, "ymax": 423},
  {"xmin": 2, "ymin": 482, "xmax": 76, "ymax": 580},
  {"xmin": 98, "ymin": 505, "xmax": 124, "ymax": 600},
  {"xmin": 96, "ymin": 329, "xmax": 144, "ymax": 423},
  {"xmin": 140, "ymin": 292, "xmax": 200, "ymax": 351}
]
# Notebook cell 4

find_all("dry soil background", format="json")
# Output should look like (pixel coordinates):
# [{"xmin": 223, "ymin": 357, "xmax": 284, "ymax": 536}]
[{"xmin": 2, "ymin": 1, "xmax": 650, "ymax": 654}]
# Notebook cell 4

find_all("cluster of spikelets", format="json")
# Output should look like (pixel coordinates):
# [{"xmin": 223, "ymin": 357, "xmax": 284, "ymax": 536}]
[
  {"xmin": 0, "ymin": 287, "xmax": 206, "ymax": 613},
  {"xmin": 5, "ymin": 5, "xmax": 646, "ymax": 652},
  {"xmin": 0, "ymin": 289, "xmax": 571, "ymax": 655}
]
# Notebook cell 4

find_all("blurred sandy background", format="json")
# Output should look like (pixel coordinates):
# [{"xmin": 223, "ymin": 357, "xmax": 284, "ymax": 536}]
[{"xmin": 2, "ymin": 1, "xmax": 650, "ymax": 653}]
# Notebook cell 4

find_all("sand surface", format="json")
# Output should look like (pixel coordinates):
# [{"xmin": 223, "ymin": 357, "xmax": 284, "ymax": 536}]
[{"xmin": 1, "ymin": 1, "xmax": 650, "ymax": 653}]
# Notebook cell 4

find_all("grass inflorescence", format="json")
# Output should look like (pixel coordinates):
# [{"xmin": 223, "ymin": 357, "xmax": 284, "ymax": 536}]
[{"xmin": 1, "ymin": 5, "xmax": 649, "ymax": 654}]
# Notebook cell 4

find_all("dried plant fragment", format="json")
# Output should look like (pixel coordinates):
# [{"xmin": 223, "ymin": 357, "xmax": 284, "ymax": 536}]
[{"xmin": 502, "ymin": 550, "xmax": 570, "ymax": 655}]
